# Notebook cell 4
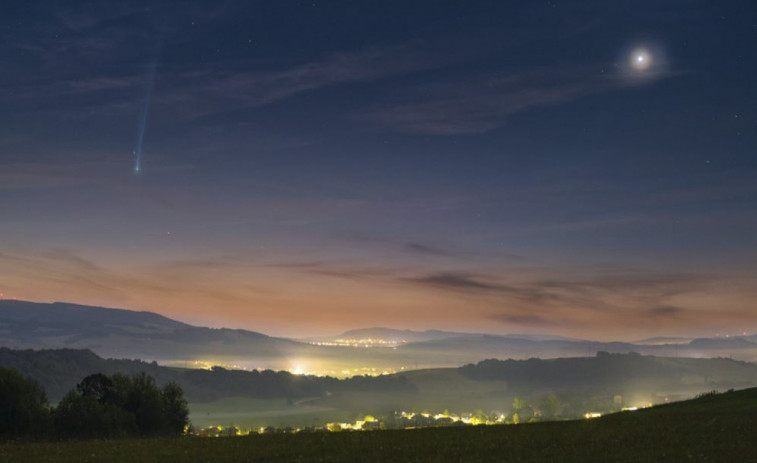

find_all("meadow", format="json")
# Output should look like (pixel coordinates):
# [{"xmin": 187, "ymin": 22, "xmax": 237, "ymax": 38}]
[
  {"xmin": 189, "ymin": 397, "xmax": 354, "ymax": 430},
  {"xmin": 1, "ymin": 387, "xmax": 755, "ymax": 463}
]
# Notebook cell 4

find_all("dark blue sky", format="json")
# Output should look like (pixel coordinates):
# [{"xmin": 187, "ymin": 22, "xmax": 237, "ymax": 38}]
[{"xmin": 1, "ymin": 1, "xmax": 756, "ymax": 339}]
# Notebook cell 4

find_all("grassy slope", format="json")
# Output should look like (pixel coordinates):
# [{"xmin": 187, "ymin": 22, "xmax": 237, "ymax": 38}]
[
  {"xmin": 313, "ymin": 368, "xmax": 512, "ymax": 416},
  {"xmin": 189, "ymin": 397, "xmax": 354, "ymax": 429},
  {"xmin": 186, "ymin": 369, "xmax": 512, "ymax": 428},
  {"xmin": 1, "ymin": 388, "xmax": 755, "ymax": 463}
]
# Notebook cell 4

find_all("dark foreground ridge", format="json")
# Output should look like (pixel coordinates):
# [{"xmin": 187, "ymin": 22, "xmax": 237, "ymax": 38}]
[{"xmin": 1, "ymin": 387, "xmax": 755, "ymax": 462}]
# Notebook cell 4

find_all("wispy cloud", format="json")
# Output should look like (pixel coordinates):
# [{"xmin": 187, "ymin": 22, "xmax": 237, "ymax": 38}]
[
  {"xmin": 5, "ymin": 41, "xmax": 464, "ymax": 129},
  {"xmin": 40, "ymin": 249, "xmax": 103, "ymax": 272},
  {"xmin": 408, "ymin": 272, "xmax": 504, "ymax": 292},
  {"xmin": 490, "ymin": 313, "xmax": 561, "ymax": 327},
  {"xmin": 400, "ymin": 268, "xmax": 757, "ymax": 334},
  {"xmin": 270, "ymin": 259, "xmax": 409, "ymax": 282},
  {"xmin": 0, "ymin": 249, "xmax": 266, "ymax": 316},
  {"xmin": 0, "ymin": 158, "xmax": 123, "ymax": 191},
  {"xmin": 338, "ymin": 231, "xmax": 525, "ymax": 262},
  {"xmin": 403, "ymin": 242, "xmax": 458, "ymax": 258},
  {"xmin": 157, "ymin": 43, "xmax": 459, "ymax": 119},
  {"xmin": 363, "ymin": 66, "xmax": 672, "ymax": 134},
  {"xmin": 649, "ymin": 306, "xmax": 684, "ymax": 317},
  {"xmin": 2, "ymin": 246, "xmax": 755, "ymax": 338},
  {"xmin": 404, "ymin": 271, "xmax": 565, "ymax": 304}
]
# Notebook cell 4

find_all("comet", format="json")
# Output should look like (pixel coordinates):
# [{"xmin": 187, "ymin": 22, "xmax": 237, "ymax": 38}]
[{"xmin": 134, "ymin": 55, "xmax": 159, "ymax": 174}]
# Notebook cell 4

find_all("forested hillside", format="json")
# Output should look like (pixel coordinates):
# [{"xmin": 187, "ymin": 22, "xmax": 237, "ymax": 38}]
[{"xmin": 0, "ymin": 348, "xmax": 415, "ymax": 402}]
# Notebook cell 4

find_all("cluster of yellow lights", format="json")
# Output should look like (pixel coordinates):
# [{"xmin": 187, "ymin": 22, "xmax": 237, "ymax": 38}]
[
  {"xmin": 288, "ymin": 365, "xmax": 405, "ymax": 378},
  {"xmin": 193, "ymin": 416, "xmax": 380, "ymax": 437},
  {"xmin": 187, "ymin": 360, "xmax": 252, "ymax": 371},
  {"xmin": 585, "ymin": 403, "xmax": 650, "ymax": 419},
  {"xmin": 192, "ymin": 411, "xmax": 513, "ymax": 437},
  {"xmin": 168, "ymin": 359, "xmax": 409, "ymax": 379},
  {"xmin": 193, "ymin": 402, "xmax": 660, "ymax": 437},
  {"xmin": 397, "ymin": 411, "xmax": 506, "ymax": 426},
  {"xmin": 309, "ymin": 338, "xmax": 405, "ymax": 348},
  {"xmin": 323, "ymin": 415, "xmax": 379, "ymax": 431}
]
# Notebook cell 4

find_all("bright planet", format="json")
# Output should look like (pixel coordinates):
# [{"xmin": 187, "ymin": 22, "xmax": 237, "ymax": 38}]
[{"xmin": 630, "ymin": 47, "xmax": 653, "ymax": 70}]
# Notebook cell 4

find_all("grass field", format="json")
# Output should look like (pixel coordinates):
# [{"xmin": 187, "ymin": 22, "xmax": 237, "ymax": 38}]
[
  {"xmin": 186, "ymin": 372, "xmax": 513, "ymax": 430},
  {"xmin": 2, "ymin": 388, "xmax": 755, "ymax": 463},
  {"xmin": 186, "ymin": 370, "xmax": 514, "ymax": 430},
  {"xmin": 189, "ymin": 397, "xmax": 355, "ymax": 429}
]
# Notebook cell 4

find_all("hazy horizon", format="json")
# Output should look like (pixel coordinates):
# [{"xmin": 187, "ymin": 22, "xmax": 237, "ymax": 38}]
[{"xmin": 0, "ymin": 298, "xmax": 751, "ymax": 344}]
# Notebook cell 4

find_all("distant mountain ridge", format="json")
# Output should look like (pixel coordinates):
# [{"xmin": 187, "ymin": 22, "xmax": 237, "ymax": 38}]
[
  {"xmin": 458, "ymin": 353, "xmax": 757, "ymax": 392},
  {"xmin": 634, "ymin": 336, "xmax": 694, "ymax": 345},
  {"xmin": 327, "ymin": 328, "xmax": 473, "ymax": 343},
  {"xmin": 0, "ymin": 300, "xmax": 300, "ymax": 364},
  {"xmin": 316, "ymin": 327, "xmax": 583, "ymax": 344},
  {"xmin": 2, "ymin": 300, "xmax": 757, "ymax": 371},
  {"xmin": 0, "ymin": 300, "xmax": 190, "ymax": 333},
  {"xmin": 395, "ymin": 333, "xmax": 757, "ymax": 364}
]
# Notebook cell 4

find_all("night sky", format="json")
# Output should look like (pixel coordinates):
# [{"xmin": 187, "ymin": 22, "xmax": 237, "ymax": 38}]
[{"xmin": 2, "ymin": 1, "xmax": 756, "ymax": 339}]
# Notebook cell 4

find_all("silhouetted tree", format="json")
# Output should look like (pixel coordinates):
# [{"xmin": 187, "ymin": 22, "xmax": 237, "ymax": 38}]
[
  {"xmin": 0, "ymin": 367, "xmax": 50, "ymax": 437},
  {"xmin": 119, "ymin": 373, "xmax": 165, "ymax": 435},
  {"xmin": 536, "ymin": 395, "xmax": 561, "ymax": 420},
  {"xmin": 54, "ymin": 389, "xmax": 135, "ymax": 438},
  {"xmin": 53, "ymin": 372, "xmax": 189, "ymax": 438},
  {"xmin": 512, "ymin": 396, "xmax": 527, "ymax": 413},
  {"xmin": 77, "ymin": 373, "xmax": 116, "ymax": 404},
  {"xmin": 161, "ymin": 381, "xmax": 189, "ymax": 434}
]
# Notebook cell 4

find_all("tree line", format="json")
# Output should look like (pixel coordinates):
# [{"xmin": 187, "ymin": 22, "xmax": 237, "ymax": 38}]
[
  {"xmin": 0, "ymin": 348, "xmax": 416, "ymax": 403},
  {"xmin": 0, "ymin": 367, "xmax": 188, "ymax": 439}
]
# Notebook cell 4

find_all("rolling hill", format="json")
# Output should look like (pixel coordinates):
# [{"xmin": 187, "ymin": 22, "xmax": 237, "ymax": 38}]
[
  {"xmin": 3, "ymin": 300, "xmax": 757, "ymax": 375},
  {"xmin": 3, "ymin": 347, "xmax": 757, "ymax": 418},
  {"xmin": 0, "ymin": 300, "xmax": 302, "ymax": 366}
]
